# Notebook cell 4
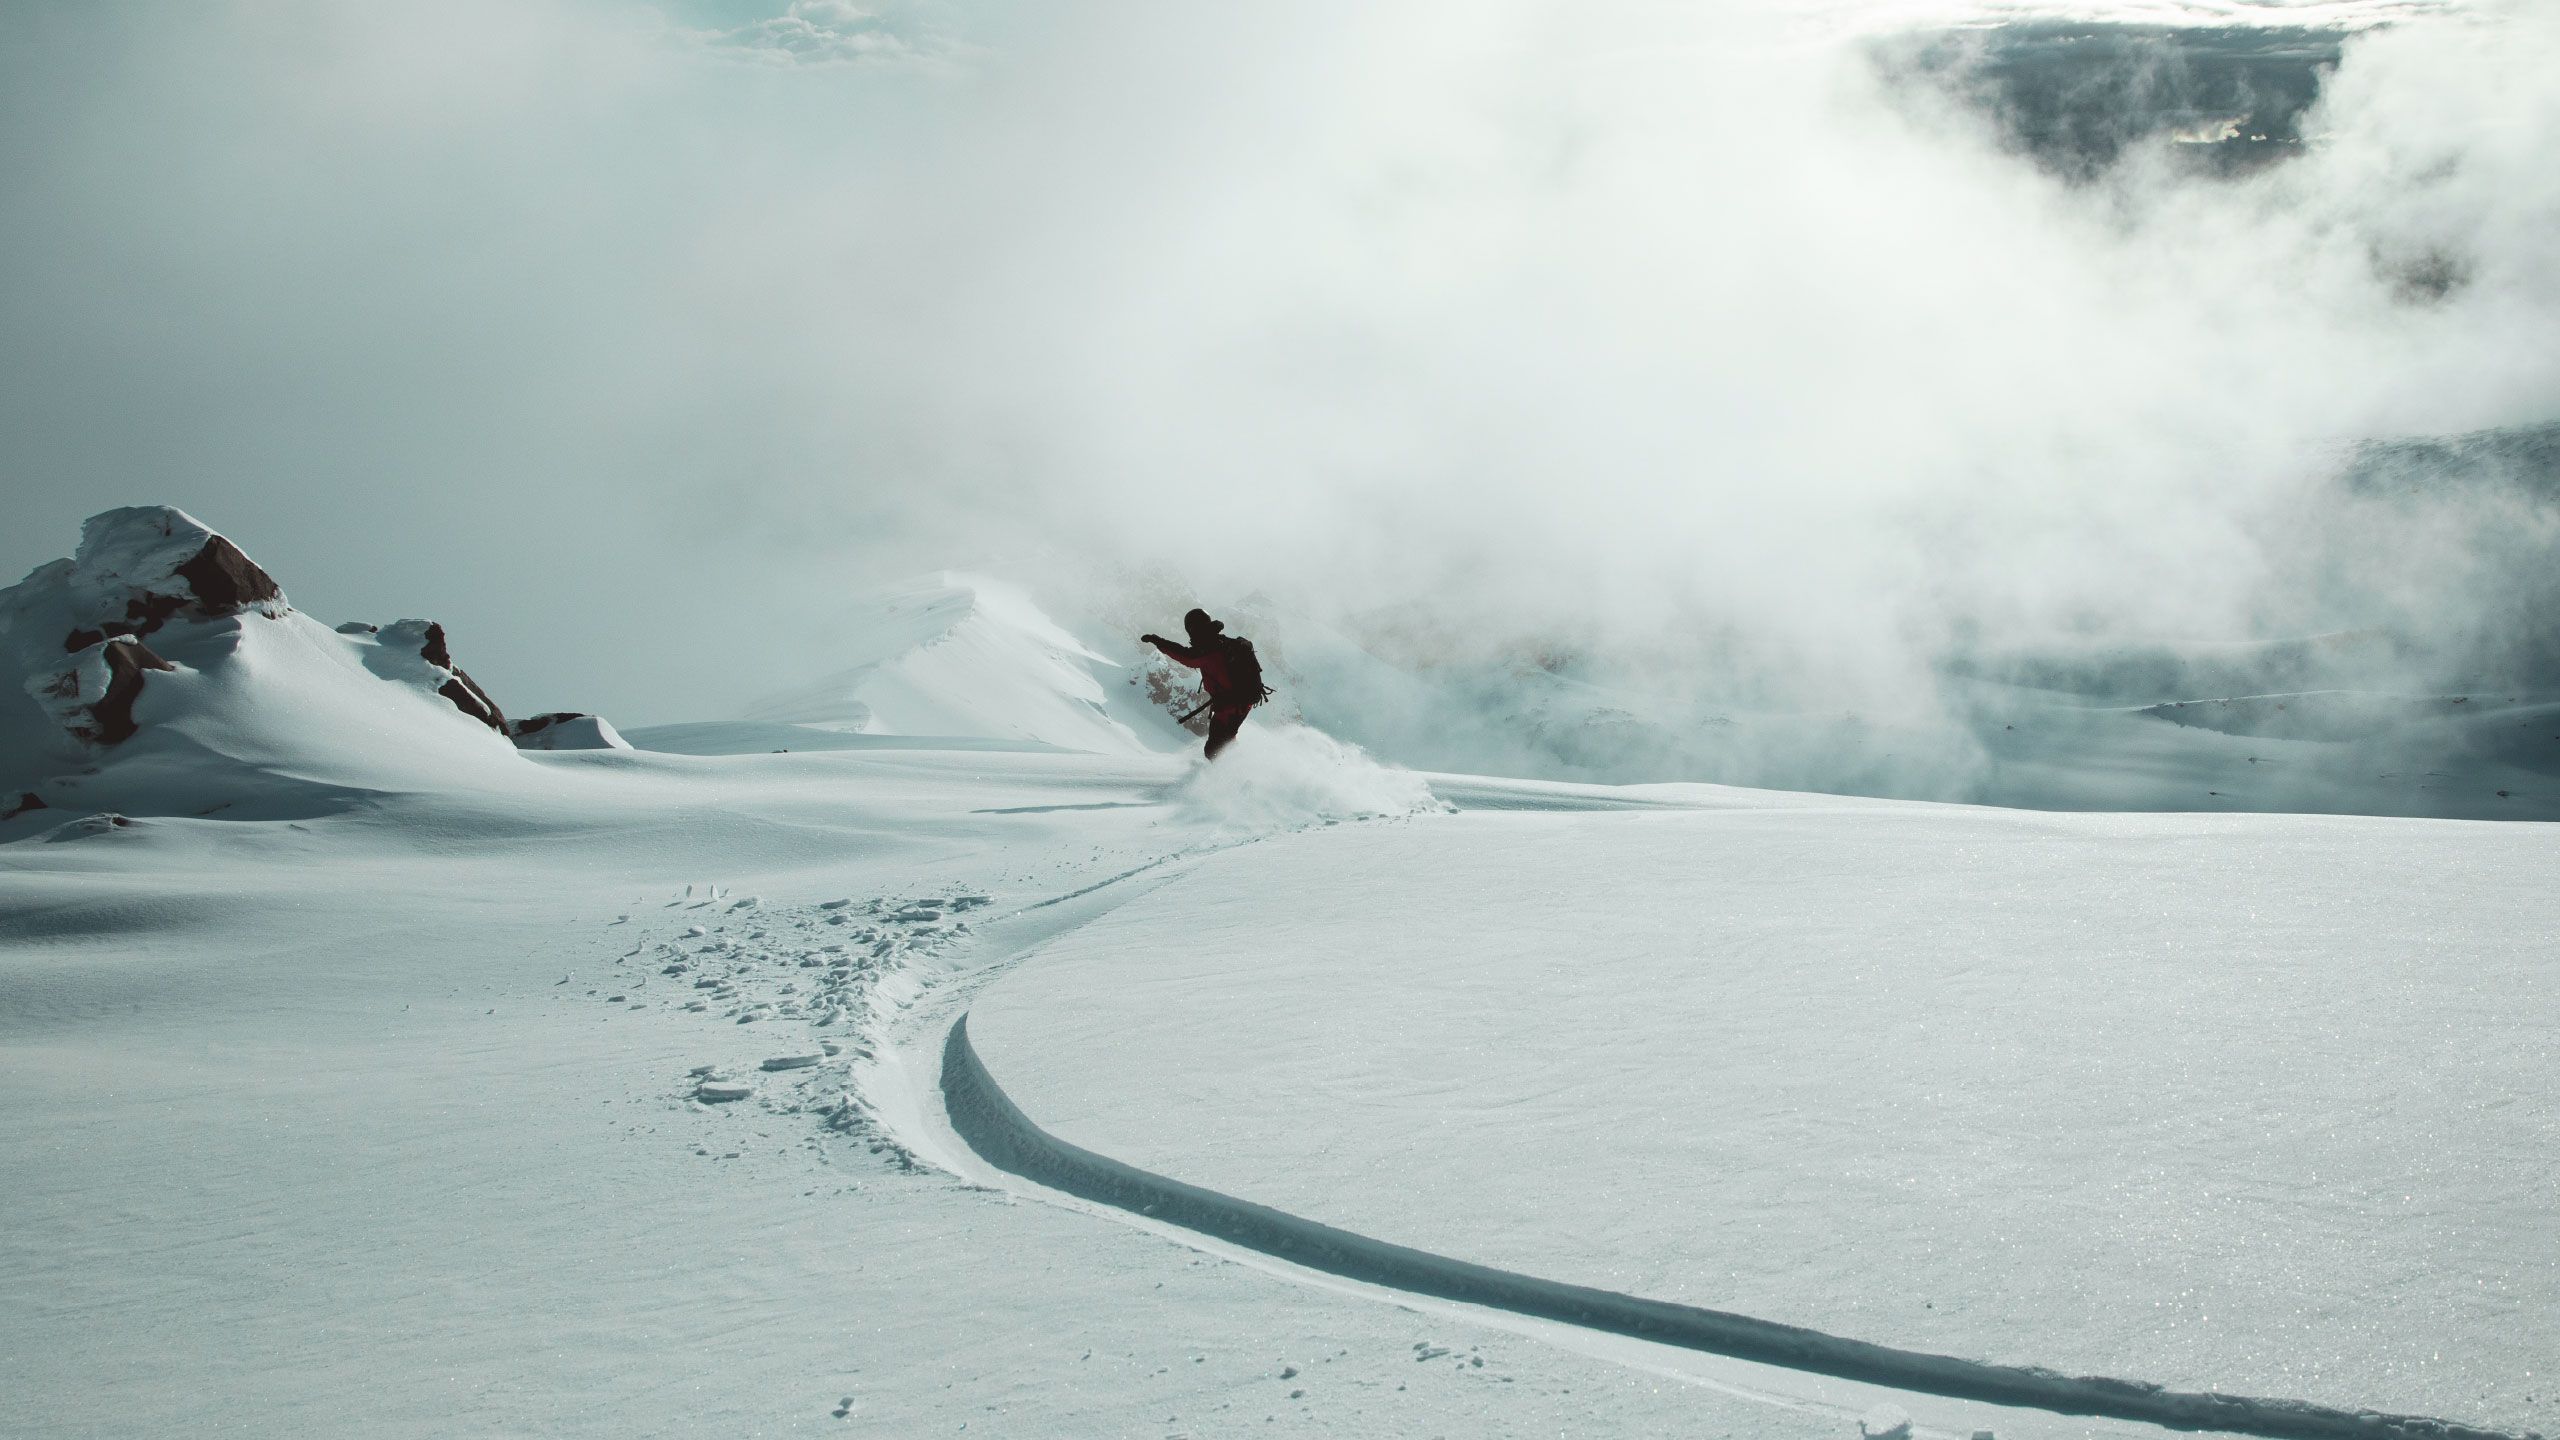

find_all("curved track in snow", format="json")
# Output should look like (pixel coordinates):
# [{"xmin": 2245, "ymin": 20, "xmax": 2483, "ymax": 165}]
[{"xmin": 941, "ymin": 1014, "xmax": 2534, "ymax": 1440}]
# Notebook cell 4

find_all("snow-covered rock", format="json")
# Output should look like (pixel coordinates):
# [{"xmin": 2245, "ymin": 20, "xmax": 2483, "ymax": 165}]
[
  {"xmin": 1, "ymin": 507, "xmax": 287, "ymax": 780},
  {"xmin": 362, "ymin": 618, "xmax": 509, "ymax": 733},
  {"xmin": 505, "ymin": 712, "xmax": 630, "ymax": 751},
  {"xmin": 0, "ymin": 507, "xmax": 623, "ymax": 814},
  {"xmin": 29, "ymin": 635, "xmax": 178, "ymax": 746},
  {"xmin": 12, "ymin": 506, "xmax": 289, "ymax": 653}
]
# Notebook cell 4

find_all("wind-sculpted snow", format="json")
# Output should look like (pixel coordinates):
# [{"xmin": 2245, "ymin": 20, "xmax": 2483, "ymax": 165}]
[{"xmin": 941, "ymin": 1016, "xmax": 2535, "ymax": 1440}]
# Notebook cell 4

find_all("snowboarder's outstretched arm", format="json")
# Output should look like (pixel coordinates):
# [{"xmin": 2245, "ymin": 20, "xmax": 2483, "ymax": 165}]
[{"xmin": 1141, "ymin": 633, "xmax": 1203, "ymax": 668}]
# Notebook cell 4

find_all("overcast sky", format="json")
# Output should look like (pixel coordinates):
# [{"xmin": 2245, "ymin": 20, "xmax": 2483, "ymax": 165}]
[{"xmin": 3, "ymin": 1, "xmax": 2552, "ymax": 724}]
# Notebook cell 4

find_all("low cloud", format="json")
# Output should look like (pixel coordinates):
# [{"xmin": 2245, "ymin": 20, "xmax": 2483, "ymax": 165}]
[
  {"xmin": 1, "ymin": 1, "xmax": 2552, "ymax": 749},
  {"xmin": 706, "ymin": 1, "xmax": 960, "ymax": 70}
]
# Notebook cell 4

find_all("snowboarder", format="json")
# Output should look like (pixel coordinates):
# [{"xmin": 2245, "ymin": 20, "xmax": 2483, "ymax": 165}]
[{"xmin": 1141, "ymin": 608, "xmax": 1269, "ymax": 760}]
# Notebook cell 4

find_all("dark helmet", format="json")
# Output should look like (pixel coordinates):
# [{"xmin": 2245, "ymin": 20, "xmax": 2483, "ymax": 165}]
[{"xmin": 1183, "ymin": 607, "xmax": 1224, "ymax": 640}]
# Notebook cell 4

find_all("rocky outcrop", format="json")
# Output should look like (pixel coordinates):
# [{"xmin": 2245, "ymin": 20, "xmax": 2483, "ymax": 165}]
[
  {"xmin": 172, "ymin": 534, "xmax": 285, "ymax": 616},
  {"xmin": 370, "ymin": 619, "xmax": 507, "ymax": 732},
  {"xmin": 420, "ymin": 622, "xmax": 507, "ymax": 733},
  {"xmin": 29, "ymin": 634, "xmax": 180, "ymax": 746},
  {"xmin": 3, "ymin": 508, "xmax": 622, "ymax": 802},
  {"xmin": 5, "ymin": 509, "xmax": 289, "ymax": 768},
  {"xmin": 47, "ymin": 510, "xmax": 288, "ymax": 654},
  {"xmin": 361, "ymin": 617, "xmax": 630, "ymax": 745}
]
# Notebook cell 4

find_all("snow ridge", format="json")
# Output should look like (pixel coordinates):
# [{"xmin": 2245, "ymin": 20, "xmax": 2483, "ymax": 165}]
[
  {"xmin": 744, "ymin": 573, "xmax": 1168, "ymax": 755},
  {"xmin": 940, "ymin": 1015, "xmax": 2536, "ymax": 1440}
]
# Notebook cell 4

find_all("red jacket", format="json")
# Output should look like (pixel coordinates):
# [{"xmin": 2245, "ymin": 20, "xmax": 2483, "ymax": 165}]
[{"xmin": 1149, "ymin": 635, "xmax": 1255, "ymax": 707}]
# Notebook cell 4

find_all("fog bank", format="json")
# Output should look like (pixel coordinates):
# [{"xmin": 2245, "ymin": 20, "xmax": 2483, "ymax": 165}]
[{"xmin": 3, "ymin": 1, "xmax": 2553, "ymax": 747}]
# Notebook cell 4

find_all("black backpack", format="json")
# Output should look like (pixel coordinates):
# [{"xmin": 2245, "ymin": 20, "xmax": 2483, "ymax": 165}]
[{"xmin": 1220, "ymin": 635, "xmax": 1270, "ymax": 707}]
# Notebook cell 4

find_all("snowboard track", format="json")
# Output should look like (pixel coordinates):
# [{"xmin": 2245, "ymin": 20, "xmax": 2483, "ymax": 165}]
[{"xmin": 941, "ymin": 1014, "xmax": 2534, "ymax": 1440}]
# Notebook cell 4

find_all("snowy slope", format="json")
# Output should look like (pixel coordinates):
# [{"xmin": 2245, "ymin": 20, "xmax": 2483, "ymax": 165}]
[
  {"xmin": 965, "ymin": 803, "xmax": 2560, "ymax": 1436},
  {"xmin": 8, "ymin": 678, "xmax": 2553, "ymax": 1438},
  {"xmin": 5, "ymin": 516, "xmax": 2553, "ymax": 1440},
  {"xmin": 744, "ymin": 573, "xmax": 1186, "ymax": 755},
  {"xmin": 4, "ymin": 740, "xmax": 1957, "ymax": 1440}
]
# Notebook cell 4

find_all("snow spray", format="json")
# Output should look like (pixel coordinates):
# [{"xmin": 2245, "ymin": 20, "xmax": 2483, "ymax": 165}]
[{"xmin": 1169, "ymin": 720, "xmax": 1444, "ymax": 831}]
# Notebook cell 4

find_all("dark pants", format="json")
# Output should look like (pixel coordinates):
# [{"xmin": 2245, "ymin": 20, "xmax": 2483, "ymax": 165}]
[{"xmin": 1204, "ymin": 704, "xmax": 1252, "ymax": 760}]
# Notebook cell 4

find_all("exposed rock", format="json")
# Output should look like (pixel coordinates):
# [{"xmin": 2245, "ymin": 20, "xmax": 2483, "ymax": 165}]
[
  {"xmin": 372, "ymin": 619, "xmax": 508, "ymax": 733},
  {"xmin": 48, "ymin": 508, "xmax": 291, "ymax": 651},
  {"xmin": 30, "ymin": 635, "xmax": 178, "ymax": 747},
  {"xmin": 88, "ymin": 637, "xmax": 177, "ymax": 745},
  {"xmin": 505, "ymin": 712, "xmax": 630, "ymax": 751},
  {"xmin": 172, "ymin": 533, "xmax": 284, "ymax": 615},
  {"xmin": 437, "ymin": 674, "xmax": 507, "ymax": 731},
  {"xmin": 425, "ymin": 623, "xmax": 506, "ymax": 732},
  {"xmin": 1, "ymin": 791, "xmax": 46, "ymax": 821},
  {"xmin": 418, "ymin": 621, "xmax": 457, "ymax": 670}
]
